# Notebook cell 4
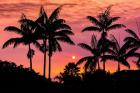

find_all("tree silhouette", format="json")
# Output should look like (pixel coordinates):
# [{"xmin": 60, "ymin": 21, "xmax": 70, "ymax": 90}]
[
  {"xmin": 77, "ymin": 34, "xmax": 113, "ymax": 72},
  {"xmin": 82, "ymin": 6, "xmax": 125, "ymax": 71},
  {"xmin": 55, "ymin": 62, "xmax": 81, "ymax": 84},
  {"xmin": 124, "ymin": 29, "xmax": 140, "ymax": 68},
  {"xmin": 2, "ymin": 14, "xmax": 40, "ymax": 70},
  {"xmin": 35, "ymin": 6, "xmax": 49, "ymax": 78},
  {"xmin": 77, "ymin": 34, "xmax": 101, "ymax": 72},
  {"xmin": 34, "ymin": 6, "xmax": 75, "ymax": 79},
  {"xmin": 103, "ymin": 35, "xmax": 140, "ymax": 71}
]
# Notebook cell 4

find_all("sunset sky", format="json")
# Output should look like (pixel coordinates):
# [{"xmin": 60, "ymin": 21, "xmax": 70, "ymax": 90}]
[{"xmin": 0, "ymin": 0, "xmax": 140, "ymax": 78}]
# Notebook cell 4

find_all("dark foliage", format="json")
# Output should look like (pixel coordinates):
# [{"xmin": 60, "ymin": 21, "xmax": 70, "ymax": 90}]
[{"xmin": 0, "ymin": 60, "xmax": 139, "ymax": 93}]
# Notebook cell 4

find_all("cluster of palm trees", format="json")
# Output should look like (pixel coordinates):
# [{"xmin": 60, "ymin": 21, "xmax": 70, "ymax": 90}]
[
  {"xmin": 77, "ymin": 6, "xmax": 140, "ymax": 72},
  {"xmin": 2, "ymin": 6, "xmax": 75, "ymax": 80},
  {"xmin": 2, "ymin": 5, "xmax": 140, "ymax": 79}
]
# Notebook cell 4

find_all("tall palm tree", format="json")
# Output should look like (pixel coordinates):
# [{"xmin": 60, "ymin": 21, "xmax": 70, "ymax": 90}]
[
  {"xmin": 103, "ymin": 35, "xmax": 140, "ymax": 71},
  {"xmin": 30, "ymin": 6, "xmax": 75, "ymax": 79},
  {"xmin": 2, "ymin": 14, "xmax": 40, "ymax": 70},
  {"xmin": 77, "ymin": 34, "xmax": 112, "ymax": 72},
  {"xmin": 82, "ymin": 6, "xmax": 125, "ymax": 71},
  {"xmin": 34, "ymin": 6, "xmax": 49, "ymax": 78}
]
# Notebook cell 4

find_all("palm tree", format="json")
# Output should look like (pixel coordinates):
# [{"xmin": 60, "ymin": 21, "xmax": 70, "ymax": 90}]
[
  {"xmin": 124, "ymin": 29, "xmax": 140, "ymax": 69},
  {"xmin": 103, "ymin": 35, "xmax": 140, "ymax": 71},
  {"xmin": 32, "ymin": 6, "xmax": 75, "ymax": 79},
  {"xmin": 124, "ymin": 29, "xmax": 140, "ymax": 46},
  {"xmin": 82, "ymin": 6, "xmax": 125, "ymax": 71},
  {"xmin": 2, "ymin": 14, "xmax": 40, "ymax": 70},
  {"xmin": 34, "ymin": 6, "xmax": 49, "ymax": 78},
  {"xmin": 77, "ymin": 34, "xmax": 112, "ymax": 72}
]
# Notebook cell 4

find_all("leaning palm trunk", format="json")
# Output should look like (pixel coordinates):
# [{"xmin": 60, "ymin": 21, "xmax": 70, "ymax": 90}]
[
  {"xmin": 28, "ymin": 43, "xmax": 32, "ymax": 70},
  {"xmin": 43, "ymin": 39, "xmax": 47, "ymax": 77}
]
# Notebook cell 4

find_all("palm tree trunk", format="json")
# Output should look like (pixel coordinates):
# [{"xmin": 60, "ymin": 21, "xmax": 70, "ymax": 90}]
[
  {"xmin": 28, "ymin": 43, "xmax": 32, "ymax": 70},
  {"xmin": 48, "ymin": 39, "xmax": 52, "ymax": 80},
  {"xmin": 102, "ymin": 52, "xmax": 105, "ymax": 71},
  {"xmin": 43, "ymin": 39, "xmax": 47, "ymax": 78},
  {"xmin": 103, "ymin": 61, "xmax": 105, "ymax": 71},
  {"xmin": 48, "ymin": 53, "xmax": 51, "ymax": 80},
  {"xmin": 118, "ymin": 62, "xmax": 120, "ymax": 72},
  {"xmin": 102, "ymin": 31, "xmax": 106, "ymax": 71},
  {"xmin": 98, "ymin": 61, "xmax": 100, "ymax": 69}
]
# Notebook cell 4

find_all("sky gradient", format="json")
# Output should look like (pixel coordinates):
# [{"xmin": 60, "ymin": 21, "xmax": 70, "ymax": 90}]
[{"xmin": 0, "ymin": 0, "xmax": 140, "ymax": 78}]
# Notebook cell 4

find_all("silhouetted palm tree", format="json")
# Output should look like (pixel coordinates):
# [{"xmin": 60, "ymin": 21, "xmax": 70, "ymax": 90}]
[
  {"xmin": 124, "ymin": 29, "xmax": 140, "ymax": 68},
  {"xmin": 2, "ymin": 14, "xmax": 40, "ymax": 70},
  {"xmin": 77, "ymin": 34, "xmax": 112, "ymax": 72},
  {"xmin": 35, "ymin": 6, "xmax": 49, "ymax": 78},
  {"xmin": 35, "ymin": 6, "xmax": 75, "ymax": 79},
  {"xmin": 18, "ymin": 7, "xmax": 49, "ymax": 77},
  {"xmin": 124, "ymin": 29, "xmax": 140, "ymax": 46},
  {"xmin": 82, "ymin": 6, "xmax": 125, "ymax": 71},
  {"xmin": 77, "ymin": 34, "xmax": 101, "ymax": 72},
  {"xmin": 103, "ymin": 35, "xmax": 140, "ymax": 71}
]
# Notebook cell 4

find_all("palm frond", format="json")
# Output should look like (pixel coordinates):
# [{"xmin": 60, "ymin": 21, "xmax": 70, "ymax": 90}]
[
  {"xmin": 3, "ymin": 38, "xmax": 22, "ymax": 48},
  {"xmin": 4, "ymin": 26, "xmax": 24, "ymax": 35},
  {"xmin": 53, "ymin": 24, "xmax": 72, "ymax": 31},
  {"xmin": 76, "ymin": 56, "xmax": 93, "ymax": 65},
  {"xmin": 19, "ymin": 19, "xmax": 38, "ymax": 30},
  {"xmin": 84, "ymin": 60, "xmax": 92, "ymax": 72},
  {"xmin": 57, "ymin": 36, "xmax": 75, "ymax": 45},
  {"xmin": 119, "ymin": 58, "xmax": 130, "ymax": 69},
  {"xmin": 13, "ymin": 39, "xmax": 23, "ymax": 48},
  {"xmin": 49, "ymin": 6, "xmax": 62, "ymax": 22},
  {"xmin": 82, "ymin": 26, "xmax": 100, "ymax": 32},
  {"xmin": 57, "ymin": 30, "xmax": 74, "ymax": 35},
  {"xmin": 105, "ymin": 48, "xmax": 116, "ymax": 55},
  {"xmin": 35, "ymin": 6, "xmax": 49, "ymax": 26},
  {"xmin": 40, "ymin": 6, "xmax": 48, "ymax": 19},
  {"xmin": 125, "ymin": 29, "xmax": 139, "ymax": 40},
  {"xmin": 32, "ymin": 41, "xmax": 42, "ymax": 50},
  {"xmin": 124, "ymin": 37, "xmax": 137, "ymax": 43},
  {"xmin": 55, "ymin": 40, "xmax": 62, "ymax": 52},
  {"xmin": 78, "ymin": 43, "xmax": 93, "ymax": 53},
  {"xmin": 107, "ymin": 17, "xmax": 120, "ymax": 26},
  {"xmin": 87, "ymin": 16, "xmax": 101, "ymax": 27},
  {"xmin": 52, "ymin": 19, "xmax": 65, "ymax": 25},
  {"xmin": 127, "ymin": 46, "xmax": 139, "ymax": 54},
  {"xmin": 125, "ymin": 53, "xmax": 140, "ymax": 59},
  {"xmin": 107, "ymin": 24, "xmax": 126, "ymax": 31},
  {"xmin": 110, "ymin": 35, "xmax": 120, "ymax": 52}
]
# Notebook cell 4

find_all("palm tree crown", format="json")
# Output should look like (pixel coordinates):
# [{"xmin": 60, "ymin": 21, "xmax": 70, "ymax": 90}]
[
  {"xmin": 124, "ymin": 29, "xmax": 140, "ymax": 69},
  {"xmin": 103, "ymin": 35, "xmax": 140, "ymax": 71},
  {"xmin": 77, "ymin": 34, "xmax": 113, "ymax": 72},
  {"xmin": 3, "ymin": 14, "xmax": 40, "ymax": 70}
]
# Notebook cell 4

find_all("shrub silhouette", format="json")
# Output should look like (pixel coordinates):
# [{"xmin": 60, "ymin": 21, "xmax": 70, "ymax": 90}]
[{"xmin": 55, "ymin": 62, "xmax": 81, "ymax": 85}]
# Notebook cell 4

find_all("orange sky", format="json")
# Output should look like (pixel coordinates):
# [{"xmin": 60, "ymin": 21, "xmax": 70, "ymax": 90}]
[{"xmin": 0, "ymin": 0, "xmax": 139, "ymax": 78}]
